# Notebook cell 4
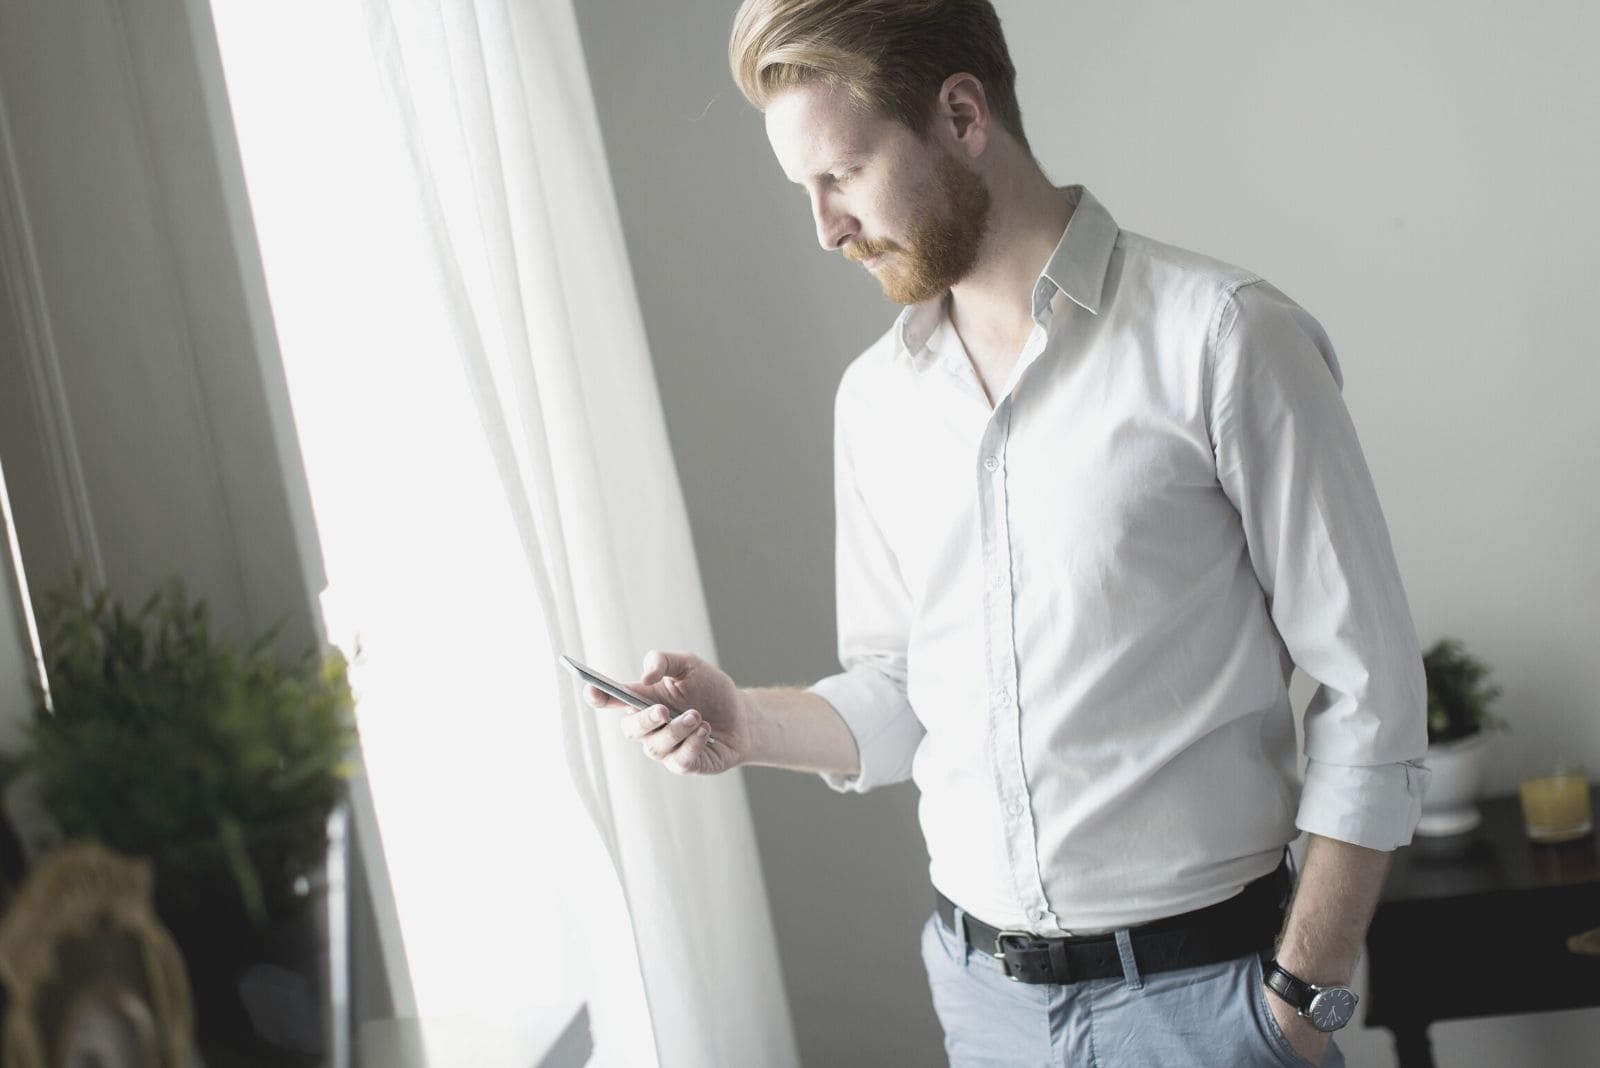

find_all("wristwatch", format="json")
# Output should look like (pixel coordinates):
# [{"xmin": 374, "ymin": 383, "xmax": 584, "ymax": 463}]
[{"xmin": 1262, "ymin": 959, "xmax": 1359, "ymax": 1032}]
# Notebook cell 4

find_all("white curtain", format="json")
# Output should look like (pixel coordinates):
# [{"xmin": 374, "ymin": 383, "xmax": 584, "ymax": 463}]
[{"xmin": 357, "ymin": 2, "xmax": 798, "ymax": 1065}]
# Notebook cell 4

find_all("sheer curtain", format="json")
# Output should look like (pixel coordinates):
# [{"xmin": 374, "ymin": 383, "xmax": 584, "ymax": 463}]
[
  {"xmin": 211, "ymin": 0, "xmax": 797, "ymax": 1063},
  {"xmin": 356, "ymin": 2, "xmax": 797, "ymax": 1066}
]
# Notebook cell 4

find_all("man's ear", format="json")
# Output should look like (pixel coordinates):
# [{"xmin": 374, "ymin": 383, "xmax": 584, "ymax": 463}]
[{"xmin": 935, "ymin": 72, "xmax": 989, "ymax": 159}]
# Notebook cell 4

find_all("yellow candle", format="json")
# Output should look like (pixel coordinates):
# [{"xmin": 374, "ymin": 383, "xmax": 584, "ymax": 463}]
[{"xmin": 1518, "ymin": 773, "xmax": 1593, "ymax": 843}]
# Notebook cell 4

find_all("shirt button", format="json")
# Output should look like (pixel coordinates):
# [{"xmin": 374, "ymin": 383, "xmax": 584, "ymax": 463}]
[
  {"xmin": 1029, "ymin": 907, "xmax": 1046, "ymax": 922},
  {"xmin": 992, "ymin": 688, "xmax": 1008, "ymax": 705},
  {"xmin": 983, "ymin": 456, "xmax": 1000, "ymax": 472}
]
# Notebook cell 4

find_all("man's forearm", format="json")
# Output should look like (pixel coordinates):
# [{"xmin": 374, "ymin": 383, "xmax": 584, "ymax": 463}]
[
  {"xmin": 740, "ymin": 686, "xmax": 862, "ymax": 777},
  {"xmin": 1275, "ymin": 832, "xmax": 1391, "ymax": 981}
]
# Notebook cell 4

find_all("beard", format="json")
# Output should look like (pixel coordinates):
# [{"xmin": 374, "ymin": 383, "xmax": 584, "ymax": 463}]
[{"xmin": 844, "ymin": 150, "xmax": 991, "ymax": 305}]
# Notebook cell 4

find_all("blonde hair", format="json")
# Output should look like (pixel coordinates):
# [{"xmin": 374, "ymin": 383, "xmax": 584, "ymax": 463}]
[{"xmin": 729, "ymin": 0, "xmax": 1029, "ymax": 149}]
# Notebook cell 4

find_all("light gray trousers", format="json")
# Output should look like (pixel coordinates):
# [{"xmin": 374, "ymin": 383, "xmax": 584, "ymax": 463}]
[{"xmin": 920, "ymin": 908, "xmax": 1345, "ymax": 1068}]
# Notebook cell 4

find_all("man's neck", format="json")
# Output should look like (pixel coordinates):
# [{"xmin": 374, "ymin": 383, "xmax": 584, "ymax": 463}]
[{"xmin": 945, "ymin": 171, "xmax": 1074, "ymax": 396}]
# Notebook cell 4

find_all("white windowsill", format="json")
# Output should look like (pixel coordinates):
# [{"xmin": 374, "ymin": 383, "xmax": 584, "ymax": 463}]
[{"xmin": 356, "ymin": 1004, "xmax": 591, "ymax": 1068}]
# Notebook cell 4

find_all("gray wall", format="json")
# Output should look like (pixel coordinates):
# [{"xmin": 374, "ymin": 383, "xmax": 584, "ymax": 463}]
[{"xmin": 575, "ymin": 1, "xmax": 1600, "ymax": 1065}]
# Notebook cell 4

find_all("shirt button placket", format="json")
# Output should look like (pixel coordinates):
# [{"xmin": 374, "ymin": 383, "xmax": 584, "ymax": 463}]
[{"xmin": 981, "ymin": 408, "xmax": 1047, "ymax": 930}]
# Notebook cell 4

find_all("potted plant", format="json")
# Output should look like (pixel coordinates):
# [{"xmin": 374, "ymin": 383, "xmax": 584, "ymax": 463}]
[
  {"xmin": 1, "ymin": 577, "xmax": 358, "ymax": 1066},
  {"xmin": 1416, "ymin": 637, "xmax": 1505, "ymax": 836}
]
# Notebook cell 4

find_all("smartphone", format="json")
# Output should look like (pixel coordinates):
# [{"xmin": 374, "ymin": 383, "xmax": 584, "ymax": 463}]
[
  {"xmin": 559, "ymin": 654, "xmax": 717, "ymax": 745},
  {"xmin": 559, "ymin": 654, "xmax": 650, "ymax": 709}
]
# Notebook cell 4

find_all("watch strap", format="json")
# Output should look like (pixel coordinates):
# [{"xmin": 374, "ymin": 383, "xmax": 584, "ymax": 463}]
[
  {"xmin": 1264, "ymin": 958, "xmax": 1359, "ymax": 1033},
  {"xmin": 1263, "ymin": 958, "xmax": 1313, "ymax": 1012}
]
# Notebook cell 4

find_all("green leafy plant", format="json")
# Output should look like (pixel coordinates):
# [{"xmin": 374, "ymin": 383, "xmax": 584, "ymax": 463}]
[
  {"xmin": 4, "ymin": 577, "xmax": 357, "ymax": 925},
  {"xmin": 1422, "ymin": 637, "xmax": 1505, "ymax": 745}
]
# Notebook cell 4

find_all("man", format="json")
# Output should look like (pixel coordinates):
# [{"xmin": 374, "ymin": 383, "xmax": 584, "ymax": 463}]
[{"xmin": 584, "ymin": 2, "xmax": 1429, "ymax": 1064}]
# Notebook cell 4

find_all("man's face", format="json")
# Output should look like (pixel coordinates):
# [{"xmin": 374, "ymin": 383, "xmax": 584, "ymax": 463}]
[{"xmin": 765, "ymin": 81, "xmax": 990, "ymax": 305}]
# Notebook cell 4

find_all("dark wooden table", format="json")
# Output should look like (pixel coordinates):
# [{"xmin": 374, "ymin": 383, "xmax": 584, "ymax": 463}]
[{"xmin": 1364, "ymin": 788, "xmax": 1600, "ymax": 1067}]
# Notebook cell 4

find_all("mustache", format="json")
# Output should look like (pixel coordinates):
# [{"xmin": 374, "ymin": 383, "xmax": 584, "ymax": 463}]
[{"xmin": 842, "ymin": 238, "xmax": 903, "ymax": 263}]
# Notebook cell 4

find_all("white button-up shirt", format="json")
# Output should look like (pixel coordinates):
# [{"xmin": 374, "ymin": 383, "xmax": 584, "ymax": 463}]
[{"xmin": 809, "ymin": 186, "xmax": 1429, "ymax": 933}]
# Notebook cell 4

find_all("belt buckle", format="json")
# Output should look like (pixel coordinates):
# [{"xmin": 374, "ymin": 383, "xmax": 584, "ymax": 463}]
[{"xmin": 992, "ymin": 930, "xmax": 1042, "ymax": 983}]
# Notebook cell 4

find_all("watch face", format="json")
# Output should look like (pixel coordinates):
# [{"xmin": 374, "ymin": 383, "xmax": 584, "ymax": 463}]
[{"xmin": 1308, "ymin": 986, "xmax": 1358, "ymax": 1032}]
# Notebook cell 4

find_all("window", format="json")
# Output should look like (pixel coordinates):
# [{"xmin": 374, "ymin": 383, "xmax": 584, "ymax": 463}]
[{"xmin": 209, "ymin": 0, "xmax": 610, "ymax": 1043}]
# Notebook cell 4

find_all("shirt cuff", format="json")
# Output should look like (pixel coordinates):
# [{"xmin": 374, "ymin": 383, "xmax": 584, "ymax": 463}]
[
  {"xmin": 1296, "ymin": 757, "xmax": 1432, "ymax": 850},
  {"xmin": 808, "ymin": 667, "xmax": 924, "ymax": 793}
]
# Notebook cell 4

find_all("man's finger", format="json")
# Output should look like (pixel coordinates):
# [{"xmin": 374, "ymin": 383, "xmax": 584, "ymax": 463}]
[
  {"xmin": 641, "ymin": 648, "xmax": 699, "ymax": 685},
  {"xmin": 669, "ymin": 723, "xmax": 712, "ymax": 774},
  {"xmin": 644, "ymin": 708, "xmax": 702, "ymax": 760},
  {"xmin": 620, "ymin": 703, "xmax": 670, "ymax": 742}
]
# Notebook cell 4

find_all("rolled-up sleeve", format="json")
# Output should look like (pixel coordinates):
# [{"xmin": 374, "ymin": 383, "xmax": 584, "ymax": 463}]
[
  {"xmin": 1209, "ymin": 280, "xmax": 1431, "ymax": 850},
  {"xmin": 809, "ymin": 379, "xmax": 925, "ymax": 793}
]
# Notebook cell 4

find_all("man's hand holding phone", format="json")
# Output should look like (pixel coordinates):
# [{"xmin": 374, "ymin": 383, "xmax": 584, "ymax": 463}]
[{"xmin": 572, "ymin": 650, "xmax": 750, "ymax": 775}]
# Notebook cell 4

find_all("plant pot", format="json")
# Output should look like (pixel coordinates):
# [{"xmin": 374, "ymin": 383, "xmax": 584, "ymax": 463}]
[
  {"xmin": 152, "ymin": 809, "xmax": 349, "ymax": 1068},
  {"xmin": 1417, "ymin": 732, "xmax": 1491, "ymax": 836}
]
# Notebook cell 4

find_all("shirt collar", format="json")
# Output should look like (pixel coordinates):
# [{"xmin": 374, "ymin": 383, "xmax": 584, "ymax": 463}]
[
  {"xmin": 893, "ymin": 185, "xmax": 1120, "ymax": 365},
  {"xmin": 1037, "ymin": 185, "xmax": 1119, "ymax": 317},
  {"xmin": 893, "ymin": 293, "xmax": 947, "ymax": 364}
]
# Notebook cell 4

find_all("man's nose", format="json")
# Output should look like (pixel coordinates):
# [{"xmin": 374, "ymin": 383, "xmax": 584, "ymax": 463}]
[{"xmin": 810, "ymin": 191, "xmax": 856, "ymax": 251}]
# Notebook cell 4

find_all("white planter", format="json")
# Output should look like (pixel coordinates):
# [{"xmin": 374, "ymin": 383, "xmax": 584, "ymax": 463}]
[{"xmin": 1416, "ymin": 732, "xmax": 1492, "ymax": 836}]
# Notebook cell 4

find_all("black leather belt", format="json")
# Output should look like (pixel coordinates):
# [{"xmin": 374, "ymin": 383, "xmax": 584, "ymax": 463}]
[{"xmin": 935, "ymin": 857, "xmax": 1291, "ymax": 984}]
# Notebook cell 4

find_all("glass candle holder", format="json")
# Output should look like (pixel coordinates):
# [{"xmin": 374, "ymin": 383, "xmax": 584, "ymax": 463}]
[{"xmin": 1518, "ymin": 770, "xmax": 1594, "ymax": 844}]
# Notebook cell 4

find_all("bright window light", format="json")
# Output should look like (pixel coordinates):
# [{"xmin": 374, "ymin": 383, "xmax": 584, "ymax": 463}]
[{"xmin": 209, "ymin": 0, "xmax": 601, "ymax": 1032}]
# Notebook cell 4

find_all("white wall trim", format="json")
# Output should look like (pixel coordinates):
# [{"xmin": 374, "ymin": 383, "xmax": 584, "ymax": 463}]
[{"xmin": 0, "ymin": 451, "xmax": 47, "ymax": 749}]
